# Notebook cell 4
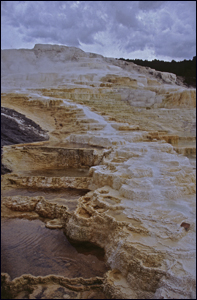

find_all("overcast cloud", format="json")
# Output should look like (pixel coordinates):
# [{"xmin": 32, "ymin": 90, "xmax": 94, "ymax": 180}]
[{"xmin": 1, "ymin": 1, "xmax": 196, "ymax": 61}]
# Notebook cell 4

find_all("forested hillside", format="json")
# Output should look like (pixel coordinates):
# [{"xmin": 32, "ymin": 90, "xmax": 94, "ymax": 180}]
[{"xmin": 119, "ymin": 56, "xmax": 196, "ymax": 88}]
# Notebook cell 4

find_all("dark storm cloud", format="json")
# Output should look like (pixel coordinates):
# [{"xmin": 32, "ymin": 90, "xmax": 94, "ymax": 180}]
[{"xmin": 1, "ymin": 1, "xmax": 196, "ymax": 61}]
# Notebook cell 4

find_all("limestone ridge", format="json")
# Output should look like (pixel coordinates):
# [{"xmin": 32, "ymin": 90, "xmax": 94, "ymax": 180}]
[
  {"xmin": 1, "ymin": 44, "xmax": 183, "ymax": 87},
  {"xmin": 1, "ymin": 44, "xmax": 196, "ymax": 299}
]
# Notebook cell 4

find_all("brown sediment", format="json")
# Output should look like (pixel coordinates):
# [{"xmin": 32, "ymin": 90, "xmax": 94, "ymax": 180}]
[{"xmin": 180, "ymin": 222, "xmax": 190, "ymax": 231}]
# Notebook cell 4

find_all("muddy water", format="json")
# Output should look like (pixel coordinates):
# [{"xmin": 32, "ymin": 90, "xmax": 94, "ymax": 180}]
[
  {"xmin": 2, "ymin": 188, "xmax": 90, "ymax": 211},
  {"xmin": 17, "ymin": 168, "xmax": 90, "ymax": 177},
  {"xmin": 51, "ymin": 142, "xmax": 104, "ymax": 149},
  {"xmin": 1, "ymin": 218, "xmax": 109, "ymax": 280},
  {"xmin": 2, "ymin": 188, "xmax": 89, "ymax": 199}
]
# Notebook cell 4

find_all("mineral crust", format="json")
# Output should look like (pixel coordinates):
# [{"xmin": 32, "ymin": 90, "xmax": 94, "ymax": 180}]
[{"xmin": 1, "ymin": 44, "xmax": 196, "ymax": 299}]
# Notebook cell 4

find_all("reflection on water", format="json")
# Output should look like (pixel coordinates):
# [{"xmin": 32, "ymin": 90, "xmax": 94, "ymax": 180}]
[
  {"xmin": 2, "ymin": 187, "xmax": 89, "ymax": 199},
  {"xmin": 18, "ymin": 168, "xmax": 90, "ymax": 177},
  {"xmin": 1, "ymin": 218, "xmax": 109, "ymax": 280},
  {"xmin": 52, "ymin": 142, "xmax": 104, "ymax": 149},
  {"xmin": 2, "ymin": 188, "xmax": 89, "ymax": 212}
]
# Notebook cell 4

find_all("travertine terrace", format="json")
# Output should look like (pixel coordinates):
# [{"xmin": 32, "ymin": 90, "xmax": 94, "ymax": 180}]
[{"xmin": 1, "ymin": 44, "xmax": 196, "ymax": 299}]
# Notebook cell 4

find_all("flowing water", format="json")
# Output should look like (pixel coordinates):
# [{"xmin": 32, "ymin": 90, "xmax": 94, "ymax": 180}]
[
  {"xmin": 1, "ymin": 218, "xmax": 109, "ymax": 280},
  {"xmin": 27, "ymin": 91, "xmax": 116, "ymax": 136},
  {"xmin": 61, "ymin": 99, "xmax": 117, "ymax": 135}
]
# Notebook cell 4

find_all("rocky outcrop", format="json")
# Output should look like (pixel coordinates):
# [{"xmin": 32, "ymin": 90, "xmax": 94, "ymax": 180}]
[
  {"xmin": 1, "ymin": 107, "xmax": 49, "ymax": 175},
  {"xmin": 1, "ymin": 107, "xmax": 48, "ymax": 147},
  {"xmin": 1, "ymin": 273, "xmax": 105, "ymax": 300},
  {"xmin": 161, "ymin": 88, "xmax": 196, "ymax": 108},
  {"xmin": 2, "ymin": 145, "xmax": 104, "ymax": 173}
]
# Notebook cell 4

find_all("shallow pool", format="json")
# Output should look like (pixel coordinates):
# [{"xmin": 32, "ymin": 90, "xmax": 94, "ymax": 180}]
[{"xmin": 1, "ymin": 218, "xmax": 109, "ymax": 280}]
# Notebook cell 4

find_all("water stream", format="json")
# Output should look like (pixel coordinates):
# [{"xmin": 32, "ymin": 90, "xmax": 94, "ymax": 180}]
[
  {"xmin": 26, "ymin": 90, "xmax": 117, "ymax": 136},
  {"xmin": 62, "ymin": 99, "xmax": 117, "ymax": 135}
]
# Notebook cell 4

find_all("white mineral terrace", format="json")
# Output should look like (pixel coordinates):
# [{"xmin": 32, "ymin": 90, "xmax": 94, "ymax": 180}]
[{"xmin": 1, "ymin": 44, "xmax": 196, "ymax": 299}]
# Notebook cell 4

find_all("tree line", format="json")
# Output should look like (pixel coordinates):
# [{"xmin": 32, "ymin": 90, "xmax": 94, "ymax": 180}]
[{"xmin": 118, "ymin": 56, "xmax": 196, "ymax": 88}]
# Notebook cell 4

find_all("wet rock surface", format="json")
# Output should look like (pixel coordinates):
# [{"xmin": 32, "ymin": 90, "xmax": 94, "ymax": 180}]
[{"xmin": 1, "ymin": 44, "xmax": 196, "ymax": 299}]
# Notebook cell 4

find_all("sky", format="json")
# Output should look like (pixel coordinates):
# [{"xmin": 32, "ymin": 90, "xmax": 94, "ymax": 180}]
[{"xmin": 1, "ymin": 1, "xmax": 196, "ymax": 61}]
